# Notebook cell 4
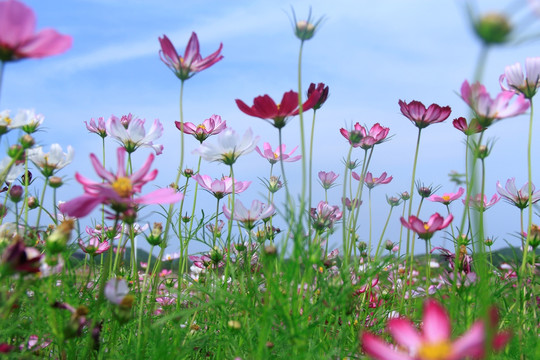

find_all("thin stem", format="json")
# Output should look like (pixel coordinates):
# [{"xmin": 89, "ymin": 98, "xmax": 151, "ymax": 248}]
[
  {"xmin": 375, "ymin": 205, "xmax": 394, "ymax": 261},
  {"xmin": 35, "ymin": 177, "xmax": 49, "ymax": 228},
  {"xmin": 297, "ymin": 40, "xmax": 307, "ymax": 223},
  {"xmin": 341, "ymin": 145, "xmax": 354, "ymax": 262},
  {"xmin": 521, "ymin": 100, "xmax": 534, "ymax": 277},
  {"xmin": 308, "ymin": 109, "xmax": 317, "ymax": 230}
]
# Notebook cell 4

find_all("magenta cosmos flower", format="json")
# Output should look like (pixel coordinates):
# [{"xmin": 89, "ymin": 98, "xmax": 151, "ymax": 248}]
[
  {"xmin": 310, "ymin": 201, "xmax": 343, "ymax": 232},
  {"xmin": 255, "ymin": 142, "xmax": 301, "ymax": 165},
  {"xmin": 176, "ymin": 114, "xmax": 226, "ymax": 143},
  {"xmin": 85, "ymin": 117, "xmax": 107, "ymax": 138},
  {"xmin": 399, "ymin": 100, "xmax": 451, "ymax": 129},
  {"xmin": 0, "ymin": 0, "xmax": 72, "ymax": 61},
  {"xmin": 429, "ymin": 187, "xmax": 465, "ymax": 205},
  {"xmin": 340, "ymin": 122, "xmax": 390, "ymax": 149},
  {"xmin": 496, "ymin": 178, "xmax": 540, "ymax": 209},
  {"xmin": 78, "ymin": 237, "xmax": 110, "ymax": 256},
  {"xmin": 59, "ymin": 147, "xmax": 182, "ymax": 218},
  {"xmin": 460, "ymin": 80, "xmax": 529, "ymax": 127},
  {"xmin": 361, "ymin": 299, "xmax": 510, "ymax": 360},
  {"xmin": 353, "ymin": 171, "xmax": 392, "ymax": 189},
  {"xmin": 307, "ymin": 82, "xmax": 329, "ymax": 110},
  {"xmin": 159, "ymin": 33, "xmax": 223, "ymax": 81},
  {"xmin": 223, "ymin": 199, "xmax": 275, "ymax": 230},
  {"xmin": 235, "ymin": 90, "xmax": 321, "ymax": 129},
  {"xmin": 452, "ymin": 117, "xmax": 485, "ymax": 135},
  {"xmin": 318, "ymin": 171, "xmax": 339, "ymax": 190},
  {"xmin": 500, "ymin": 57, "xmax": 540, "ymax": 99},
  {"xmin": 191, "ymin": 174, "xmax": 250, "ymax": 199},
  {"xmin": 400, "ymin": 213, "xmax": 453, "ymax": 241}
]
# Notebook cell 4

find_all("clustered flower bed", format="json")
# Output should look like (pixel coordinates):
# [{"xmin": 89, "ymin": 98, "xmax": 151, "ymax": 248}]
[{"xmin": 0, "ymin": 1, "xmax": 538, "ymax": 359}]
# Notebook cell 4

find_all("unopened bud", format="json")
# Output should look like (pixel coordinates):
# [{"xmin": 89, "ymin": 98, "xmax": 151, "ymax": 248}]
[
  {"xmin": 48, "ymin": 176, "xmax": 63, "ymax": 188},
  {"xmin": 8, "ymin": 185, "xmax": 23, "ymax": 203},
  {"xmin": 475, "ymin": 12, "xmax": 512, "ymax": 45},
  {"xmin": 7, "ymin": 145, "xmax": 24, "ymax": 161},
  {"xmin": 20, "ymin": 134, "xmax": 35, "ymax": 149},
  {"xmin": 385, "ymin": 240, "xmax": 394, "ymax": 251}
]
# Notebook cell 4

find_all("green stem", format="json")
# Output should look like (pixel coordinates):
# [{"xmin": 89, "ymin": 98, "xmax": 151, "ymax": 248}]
[
  {"xmin": 297, "ymin": 40, "xmax": 307, "ymax": 223},
  {"xmin": 308, "ymin": 109, "xmax": 317, "ymax": 230},
  {"xmin": 341, "ymin": 146, "xmax": 354, "ymax": 262},
  {"xmin": 375, "ymin": 205, "xmax": 394, "ymax": 261},
  {"xmin": 520, "ymin": 100, "xmax": 534, "ymax": 277},
  {"xmin": 35, "ymin": 177, "xmax": 49, "ymax": 228}
]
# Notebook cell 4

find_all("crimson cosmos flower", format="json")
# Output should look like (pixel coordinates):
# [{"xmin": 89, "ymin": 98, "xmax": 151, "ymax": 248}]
[
  {"xmin": 159, "ymin": 32, "xmax": 223, "ymax": 81},
  {"xmin": 400, "ymin": 213, "xmax": 453, "ymax": 241},
  {"xmin": 340, "ymin": 123, "xmax": 389, "ymax": 149},
  {"xmin": 399, "ymin": 100, "xmax": 451, "ymax": 129},
  {"xmin": 0, "ymin": 0, "xmax": 72, "ymax": 61},
  {"xmin": 235, "ymin": 90, "xmax": 321, "ymax": 129},
  {"xmin": 307, "ymin": 82, "xmax": 329, "ymax": 110},
  {"xmin": 452, "ymin": 117, "xmax": 485, "ymax": 135}
]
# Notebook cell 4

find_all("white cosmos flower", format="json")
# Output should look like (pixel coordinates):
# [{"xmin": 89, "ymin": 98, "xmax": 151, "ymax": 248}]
[
  {"xmin": 28, "ymin": 144, "xmax": 74, "ymax": 177},
  {"xmin": 500, "ymin": 57, "xmax": 540, "ymax": 98},
  {"xmin": 193, "ymin": 127, "xmax": 259, "ymax": 165},
  {"xmin": 106, "ymin": 115, "xmax": 164, "ymax": 155},
  {"xmin": 0, "ymin": 109, "xmax": 44, "ymax": 134},
  {"xmin": 0, "ymin": 157, "xmax": 24, "ymax": 183}
]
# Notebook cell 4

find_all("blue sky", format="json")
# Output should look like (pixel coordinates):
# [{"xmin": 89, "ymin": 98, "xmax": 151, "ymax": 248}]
[{"xmin": 3, "ymin": 0, "xmax": 540, "ymax": 256}]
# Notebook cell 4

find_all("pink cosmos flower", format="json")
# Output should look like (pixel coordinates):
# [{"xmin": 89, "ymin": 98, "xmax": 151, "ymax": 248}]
[
  {"xmin": 85, "ymin": 117, "xmax": 107, "ymax": 138},
  {"xmin": 235, "ymin": 90, "xmax": 321, "ymax": 129},
  {"xmin": 318, "ymin": 171, "xmax": 339, "ymax": 189},
  {"xmin": 310, "ymin": 201, "xmax": 343, "ymax": 232},
  {"xmin": 499, "ymin": 57, "xmax": 540, "ymax": 99},
  {"xmin": 106, "ymin": 115, "xmax": 164, "ymax": 155},
  {"xmin": 222, "ymin": 199, "xmax": 275, "ymax": 230},
  {"xmin": 176, "ymin": 114, "xmax": 226, "ymax": 143},
  {"xmin": 255, "ymin": 142, "xmax": 302, "ymax": 165},
  {"xmin": 339, "ymin": 123, "xmax": 390, "ymax": 149},
  {"xmin": 452, "ymin": 117, "xmax": 485, "ymax": 135},
  {"xmin": 460, "ymin": 80, "xmax": 529, "ymax": 127},
  {"xmin": 400, "ymin": 213, "xmax": 453, "ymax": 241},
  {"xmin": 463, "ymin": 193, "xmax": 500, "ymax": 212},
  {"xmin": 355, "ymin": 171, "xmax": 393, "ymax": 189},
  {"xmin": 158, "ymin": 33, "xmax": 223, "ymax": 81},
  {"xmin": 78, "ymin": 237, "xmax": 110, "ymax": 256},
  {"xmin": 496, "ymin": 178, "xmax": 540, "ymax": 209},
  {"xmin": 398, "ymin": 100, "xmax": 451, "ymax": 129},
  {"xmin": 429, "ymin": 187, "xmax": 465, "ymax": 205},
  {"xmin": 362, "ymin": 299, "xmax": 511, "ymax": 360},
  {"xmin": 0, "ymin": 0, "xmax": 72, "ymax": 61},
  {"xmin": 191, "ymin": 174, "xmax": 251, "ymax": 199},
  {"xmin": 59, "ymin": 147, "xmax": 183, "ymax": 218}
]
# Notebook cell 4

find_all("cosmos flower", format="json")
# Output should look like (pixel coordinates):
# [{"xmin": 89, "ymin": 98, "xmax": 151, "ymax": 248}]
[
  {"xmin": 452, "ymin": 117, "xmax": 485, "ymax": 135},
  {"xmin": 496, "ymin": 178, "xmax": 540, "ymax": 209},
  {"xmin": 463, "ymin": 194, "xmax": 500, "ymax": 212},
  {"xmin": 235, "ymin": 90, "xmax": 321, "ymax": 129},
  {"xmin": 58, "ymin": 147, "xmax": 182, "ymax": 218},
  {"xmin": 78, "ymin": 237, "xmax": 110, "ymax": 256},
  {"xmin": 159, "ymin": 32, "xmax": 223, "ymax": 81},
  {"xmin": 307, "ymin": 82, "xmax": 329, "ymax": 110},
  {"xmin": 310, "ymin": 201, "xmax": 343, "ymax": 233},
  {"xmin": 191, "ymin": 174, "xmax": 251, "ymax": 199},
  {"xmin": 398, "ymin": 100, "xmax": 451, "ymax": 129},
  {"xmin": 361, "ymin": 299, "xmax": 511, "ymax": 360},
  {"xmin": 318, "ymin": 171, "xmax": 339, "ymax": 190},
  {"xmin": 356, "ymin": 171, "xmax": 393, "ymax": 189},
  {"xmin": 339, "ymin": 123, "xmax": 390, "ymax": 149},
  {"xmin": 400, "ymin": 213, "xmax": 453, "ymax": 241},
  {"xmin": 255, "ymin": 142, "xmax": 301, "ymax": 165},
  {"xmin": 28, "ymin": 144, "xmax": 74, "ymax": 177},
  {"xmin": 429, "ymin": 187, "xmax": 465, "ymax": 205},
  {"xmin": 222, "ymin": 199, "xmax": 275, "ymax": 230},
  {"xmin": 499, "ymin": 57, "xmax": 540, "ymax": 99},
  {"xmin": 193, "ymin": 127, "xmax": 259, "ymax": 165},
  {"xmin": 0, "ymin": 0, "xmax": 72, "ymax": 61},
  {"xmin": 177, "ymin": 114, "xmax": 226, "ymax": 143},
  {"xmin": 106, "ymin": 115, "xmax": 164, "ymax": 155},
  {"xmin": 85, "ymin": 117, "xmax": 107, "ymax": 138},
  {"xmin": 460, "ymin": 80, "xmax": 529, "ymax": 127}
]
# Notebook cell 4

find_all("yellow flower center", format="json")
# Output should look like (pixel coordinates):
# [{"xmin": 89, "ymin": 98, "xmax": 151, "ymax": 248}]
[
  {"xmin": 423, "ymin": 223, "xmax": 430, "ymax": 231},
  {"xmin": 197, "ymin": 124, "xmax": 206, "ymax": 130},
  {"xmin": 3, "ymin": 116, "xmax": 12, "ymax": 125},
  {"xmin": 442, "ymin": 195, "xmax": 450, "ymax": 201},
  {"xmin": 273, "ymin": 152, "xmax": 279, "ymax": 159},
  {"xmin": 417, "ymin": 341, "xmax": 452, "ymax": 360},
  {"xmin": 112, "ymin": 177, "xmax": 133, "ymax": 197}
]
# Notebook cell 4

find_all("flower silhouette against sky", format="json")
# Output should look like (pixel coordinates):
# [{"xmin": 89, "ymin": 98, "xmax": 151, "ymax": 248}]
[
  {"xmin": 106, "ymin": 115, "xmax": 164, "ymax": 155},
  {"xmin": 193, "ymin": 127, "xmax": 259, "ymax": 165},
  {"xmin": 159, "ymin": 32, "xmax": 223, "ymax": 81},
  {"xmin": 255, "ymin": 142, "xmax": 301, "ymax": 165},
  {"xmin": 177, "ymin": 114, "xmax": 226, "ymax": 143},
  {"xmin": 399, "ymin": 100, "xmax": 451, "ymax": 129}
]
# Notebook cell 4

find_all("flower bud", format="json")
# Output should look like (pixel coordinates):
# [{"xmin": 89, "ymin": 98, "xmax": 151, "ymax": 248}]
[
  {"xmin": 46, "ymin": 219, "xmax": 75, "ymax": 254},
  {"xmin": 19, "ymin": 134, "xmax": 35, "ymax": 149},
  {"xmin": 27, "ymin": 196, "xmax": 38, "ymax": 209},
  {"xmin": 121, "ymin": 207, "xmax": 137, "ymax": 225},
  {"xmin": 264, "ymin": 244, "xmax": 277, "ymax": 256},
  {"xmin": 358, "ymin": 241, "xmax": 368, "ymax": 251},
  {"xmin": 7, "ymin": 145, "xmax": 24, "ymax": 161},
  {"xmin": 385, "ymin": 240, "xmax": 395, "ymax": 251},
  {"xmin": 48, "ymin": 176, "xmax": 63, "ymax": 188},
  {"xmin": 295, "ymin": 20, "xmax": 316, "ymax": 40},
  {"xmin": 8, "ymin": 185, "xmax": 23, "ymax": 203},
  {"xmin": 146, "ymin": 222, "xmax": 163, "ymax": 246},
  {"xmin": 183, "ymin": 168, "xmax": 194, "ymax": 178},
  {"xmin": 474, "ymin": 13, "xmax": 512, "ymax": 45},
  {"xmin": 528, "ymin": 225, "xmax": 540, "ymax": 249}
]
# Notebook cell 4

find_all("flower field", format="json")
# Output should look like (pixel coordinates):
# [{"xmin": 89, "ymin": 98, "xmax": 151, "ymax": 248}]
[{"xmin": 0, "ymin": 0, "xmax": 539, "ymax": 359}]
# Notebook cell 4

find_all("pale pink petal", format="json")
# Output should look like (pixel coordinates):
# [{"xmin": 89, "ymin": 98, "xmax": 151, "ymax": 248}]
[{"xmin": 422, "ymin": 299, "xmax": 451, "ymax": 343}]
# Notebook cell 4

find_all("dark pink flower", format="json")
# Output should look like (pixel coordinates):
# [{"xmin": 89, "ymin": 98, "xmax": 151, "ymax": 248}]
[
  {"xmin": 78, "ymin": 237, "xmax": 110, "ymax": 256},
  {"xmin": 310, "ymin": 201, "xmax": 343, "ymax": 232},
  {"xmin": 361, "ymin": 299, "xmax": 509, "ymax": 360},
  {"xmin": 59, "ymin": 147, "xmax": 183, "ymax": 218},
  {"xmin": 85, "ymin": 117, "xmax": 107, "ymax": 138},
  {"xmin": 355, "ymin": 171, "xmax": 392, "ymax": 189},
  {"xmin": 452, "ymin": 117, "xmax": 485, "ymax": 135},
  {"xmin": 255, "ymin": 142, "xmax": 301, "ymax": 164},
  {"xmin": 340, "ymin": 123, "xmax": 390, "ymax": 149},
  {"xmin": 307, "ymin": 82, "xmax": 329, "ymax": 110},
  {"xmin": 400, "ymin": 213, "xmax": 453, "ymax": 241},
  {"xmin": 399, "ymin": 100, "xmax": 451, "ymax": 129},
  {"xmin": 176, "ymin": 114, "xmax": 226, "ymax": 143},
  {"xmin": 0, "ymin": 0, "xmax": 72, "ymax": 61},
  {"xmin": 159, "ymin": 33, "xmax": 223, "ymax": 81},
  {"xmin": 460, "ymin": 80, "xmax": 529, "ymax": 127},
  {"xmin": 235, "ymin": 90, "xmax": 321, "ymax": 129},
  {"xmin": 429, "ymin": 187, "xmax": 465, "ymax": 205}
]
